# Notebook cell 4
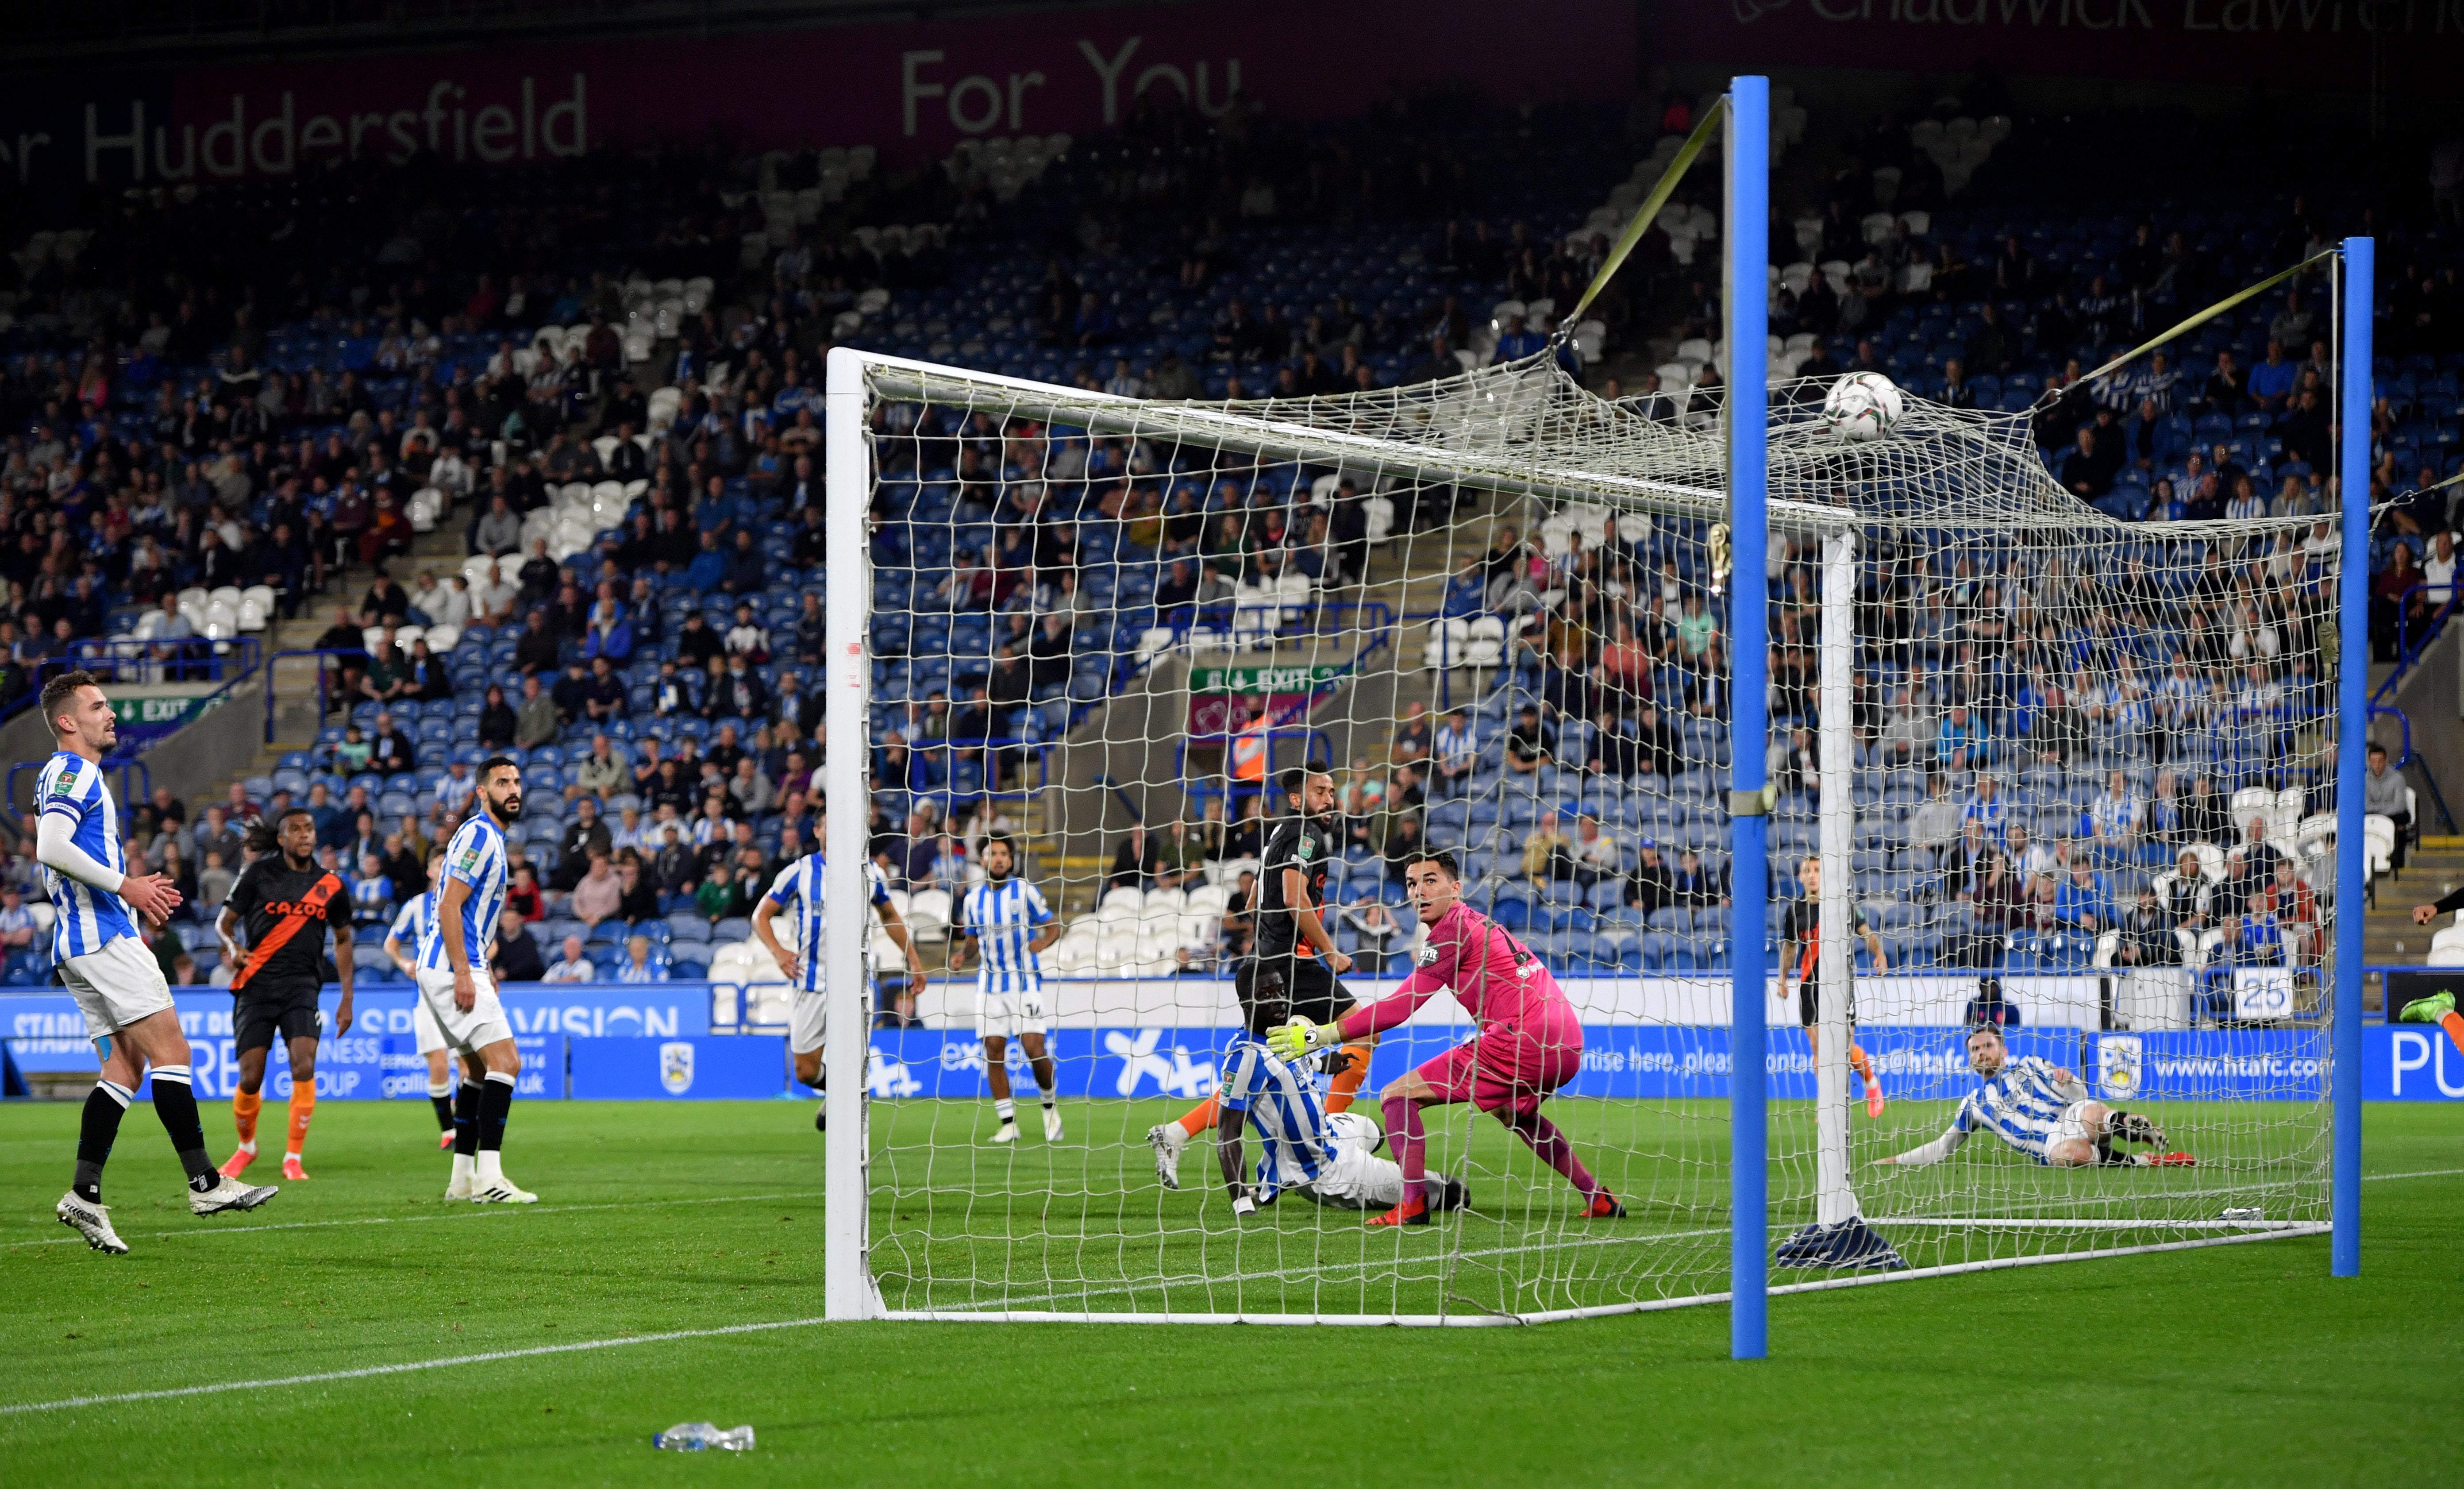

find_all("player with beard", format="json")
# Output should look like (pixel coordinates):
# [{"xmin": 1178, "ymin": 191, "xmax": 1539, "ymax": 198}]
[
  {"xmin": 214, "ymin": 807, "xmax": 355, "ymax": 1182},
  {"xmin": 1147, "ymin": 767, "xmax": 1377, "ymax": 1188},
  {"xmin": 1876, "ymin": 1025, "xmax": 2194, "ymax": 1170},
  {"xmin": 417, "ymin": 756, "xmax": 535, "ymax": 1204},
  {"xmin": 950, "ymin": 834, "xmax": 1064, "ymax": 1144}
]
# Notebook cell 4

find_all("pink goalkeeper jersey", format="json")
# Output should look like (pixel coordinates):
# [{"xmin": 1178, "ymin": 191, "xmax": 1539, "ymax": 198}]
[{"xmin": 1340, "ymin": 900, "xmax": 1571, "ymax": 1039}]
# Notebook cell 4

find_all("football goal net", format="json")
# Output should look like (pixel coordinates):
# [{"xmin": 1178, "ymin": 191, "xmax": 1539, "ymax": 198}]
[{"xmin": 813, "ymin": 81, "xmax": 2361, "ymax": 1329}]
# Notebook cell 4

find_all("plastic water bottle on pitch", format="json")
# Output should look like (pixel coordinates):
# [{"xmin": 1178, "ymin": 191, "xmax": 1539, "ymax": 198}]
[{"xmin": 652, "ymin": 1422, "xmax": 755, "ymax": 1451}]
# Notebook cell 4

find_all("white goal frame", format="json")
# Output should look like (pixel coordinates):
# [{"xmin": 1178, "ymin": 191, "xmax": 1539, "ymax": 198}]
[{"xmin": 818, "ymin": 75, "xmax": 2367, "ymax": 1333}]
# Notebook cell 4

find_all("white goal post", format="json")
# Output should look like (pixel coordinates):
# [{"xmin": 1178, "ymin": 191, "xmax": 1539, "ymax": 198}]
[{"xmin": 812, "ymin": 76, "xmax": 2364, "ymax": 1332}]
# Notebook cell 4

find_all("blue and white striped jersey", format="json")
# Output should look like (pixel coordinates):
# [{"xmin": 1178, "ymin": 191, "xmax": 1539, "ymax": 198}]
[
  {"xmin": 37, "ymin": 751, "xmax": 139, "ymax": 961},
  {"xmin": 349, "ymin": 871, "xmax": 396, "ymax": 924},
  {"xmin": 1217, "ymin": 1032, "xmax": 1334, "ymax": 1201},
  {"xmin": 1954, "ymin": 1056, "xmax": 2086, "ymax": 1165},
  {"xmin": 419, "ymin": 814, "xmax": 508, "ymax": 972},
  {"xmin": 387, "ymin": 892, "xmax": 435, "ymax": 955},
  {"xmin": 763, "ymin": 853, "xmax": 890, "ymax": 995},
  {"xmin": 960, "ymin": 875, "xmax": 1052, "ymax": 994}
]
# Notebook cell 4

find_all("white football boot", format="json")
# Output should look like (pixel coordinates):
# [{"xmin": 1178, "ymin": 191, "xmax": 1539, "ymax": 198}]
[
  {"xmin": 988, "ymin": 1121, "xmax": 1019, "ymax": 1145},
  {"xmin": 1043, "ymin": 1106, "xmax": 1066, "ymax": 1142},
  {"xmin": 470, "ymin": 1155, "xmax": 536, "ymax": 1203},
  {"xmin": 190, "ymin": 1175, "xmax": 278, "ymax": 1216},
  {"xmin": 445, "ymin": 1155, "xmax": 475, "ymax": 1201},
  {"xmin": 57, "ymin": 1192, "xmax": 128, "ymax": 1254},
  {"xmin": 1146, "ymin": 1122, "xmax": 1186, "ymax": 1189}
]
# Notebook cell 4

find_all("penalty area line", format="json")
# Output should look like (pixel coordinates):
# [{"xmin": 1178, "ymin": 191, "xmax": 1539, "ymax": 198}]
[{"xmin": 0, "ymin": 1315, "xmax": 833, "ymax": 1416}]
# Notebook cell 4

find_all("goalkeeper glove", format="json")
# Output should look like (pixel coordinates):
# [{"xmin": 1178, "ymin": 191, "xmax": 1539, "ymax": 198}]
[{"xmin": 1265, "ymin": 1017, "xmax": 1341, "ymax": 1062}]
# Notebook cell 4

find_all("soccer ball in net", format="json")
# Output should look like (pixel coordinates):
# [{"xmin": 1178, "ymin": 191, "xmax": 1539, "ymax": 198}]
[
  {"xmin": 1327, "ymin": 1109, "xmax": 1383, "ymax": 1154},
  {"xmin": 1821, "ymin": 371, "xmax": 1904, "ymax": 441}
]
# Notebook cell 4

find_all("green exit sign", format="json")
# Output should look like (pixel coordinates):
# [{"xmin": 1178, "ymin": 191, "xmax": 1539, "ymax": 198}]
[
  {"xmin": 1189, "ymin": 663, "xmax": 1347, "ymax": 694},
  {"xmin": 112, "ymin": 696, "xmax": 206, "ymax": 727}
]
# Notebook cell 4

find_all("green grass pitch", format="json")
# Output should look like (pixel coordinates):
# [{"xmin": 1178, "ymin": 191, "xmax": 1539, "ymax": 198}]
[{"xmin": 0, "ymin": 1096, "xmax": 2456, "ymax": 1485}]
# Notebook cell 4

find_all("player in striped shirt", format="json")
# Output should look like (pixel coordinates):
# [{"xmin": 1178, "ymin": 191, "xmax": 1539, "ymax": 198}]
[
  {"xmin": 417, "ymin": 756, "xmax": 535, "ymax": 1204},
  {"xmin": 949, "ymin": 835, "xmax": 1062, "ymax": 1144},
  {"xmin": 39, "ymin": 671, "xmax": 277, "ymax": 1253},
  {"xmin": 751, "ymin": 807, "xmax": 925, "ymax": 1133},
  {"xmin": 1878, "ymin": 1026, "xmax": 2194, "ymax": 1170},
  {"xmin": 1217, "ymin": 973, "xmax": 1468, "ymax": 1216},
  {"xmin": 386, "ymin": 847, "xmax": 470, "ymax": 1152}
]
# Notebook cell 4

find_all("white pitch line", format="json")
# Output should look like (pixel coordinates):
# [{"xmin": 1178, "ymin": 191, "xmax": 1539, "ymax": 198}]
[
  {"xmin": 0, "ymin": 1315, "xmax": 833, "ymax": 1416},
  {"xmin": 2, "ymin": 1189, "xmax": 826, "ymax": 1250},
  {"xmin": 6, "ymin": 1171, "xmax": 2459, "ymax": 1414}
]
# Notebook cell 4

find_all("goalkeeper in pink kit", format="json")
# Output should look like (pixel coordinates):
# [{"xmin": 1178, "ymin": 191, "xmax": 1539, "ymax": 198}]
[{"xmin": 1270, "ymin": 850, "xmax": 1622, "ymax": 1227}]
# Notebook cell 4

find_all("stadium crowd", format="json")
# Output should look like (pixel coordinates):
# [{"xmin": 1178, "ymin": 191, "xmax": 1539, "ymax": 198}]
[{"xmin": 0, "ymin": 85, "xmax": 2447, "ymax": 1018}]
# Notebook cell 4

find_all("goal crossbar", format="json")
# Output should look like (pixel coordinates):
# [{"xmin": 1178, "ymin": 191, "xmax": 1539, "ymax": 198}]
[{"xmin": 863, "ymin": 351, "xmax": 2338, "ymax": 542}]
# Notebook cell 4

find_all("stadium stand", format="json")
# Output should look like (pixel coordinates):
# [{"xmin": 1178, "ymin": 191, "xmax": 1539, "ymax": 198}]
[{"xmin": 0, "ymin": 85, "xmax": 2452, "ymax": 1014}]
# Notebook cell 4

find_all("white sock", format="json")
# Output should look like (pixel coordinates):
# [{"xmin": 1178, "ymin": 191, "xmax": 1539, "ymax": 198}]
[
  {"xmin": 476, "ymin": 1150, "xmax": 504, "ymax": 1187},
  {"xmin": 1041, "ymin": 1097, "xmax": 1057, "ymax": 1111},
  {"xmin": 284, "ymin": 1150, "xmax": 301, "ymax": 1163},
  {"xmin": 450, "ymin": 1153, "xmax": 474, "ymax": 1185},
  {"xmin": 235, "ymin": 1139, "xmax": 257, "ymax": 1155},
  {"xmin": 994, "ymin": 1098, "xmax": 1016, "ymax": 1123}
]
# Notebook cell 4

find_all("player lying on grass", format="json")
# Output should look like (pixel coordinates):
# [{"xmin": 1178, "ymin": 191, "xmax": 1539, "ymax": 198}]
[
  {"xmin": 2404, "ymin": 886, "xmax": 2464, "ymax": 1056},
  {"xmin": 1270, "ymin": 849, "xmax": 1622, "ymax": 1227},
  {"xmin": 1875, "ymin": 1025, "xmax": 2195, "ymax": 1171},
  {"xmin": 1217, "ymin": 971, "xmax": 1468, "ymax": 1216},
  {"xmin": 1150, "ymin": 768, "xmax": 1377, "ymax": 1188}
]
